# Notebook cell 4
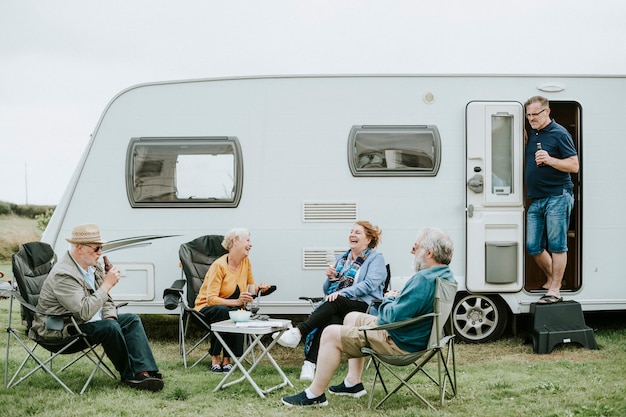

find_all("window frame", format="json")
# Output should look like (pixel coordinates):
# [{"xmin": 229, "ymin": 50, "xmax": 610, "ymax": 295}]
[
  {"xmin": 347, "ymin": 125, "xmax": 442, "ymax": 177},
  {"xmin": 126, "ymin": 136, "xmax": 243, "ymax": 208}
]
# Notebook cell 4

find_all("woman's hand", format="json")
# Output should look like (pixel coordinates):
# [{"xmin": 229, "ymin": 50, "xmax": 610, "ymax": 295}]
[
  {"xmin": 325, "ymin": 291, "xmax": 342, "ymax": 302},
  {"xmin": 256, "ymin": 282, "xmax": 272, "ymax": 292},
  {"xmin": 326, "ymin": 265, "xmax": 337, "ymax": 280},
  {"xmin": 238, "ymin": 292, "xmax": 253, "ymax": 307}
]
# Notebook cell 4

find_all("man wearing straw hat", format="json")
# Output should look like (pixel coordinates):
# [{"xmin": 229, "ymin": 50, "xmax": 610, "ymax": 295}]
[{"xmin": 31, "ymin": 223, "xmax": 164, "ymax": 392}]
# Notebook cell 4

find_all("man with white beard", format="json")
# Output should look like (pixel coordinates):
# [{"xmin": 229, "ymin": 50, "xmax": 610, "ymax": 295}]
[{"xmin": 282, "ymin": 227, "xmax": 456, "ymax": 407}]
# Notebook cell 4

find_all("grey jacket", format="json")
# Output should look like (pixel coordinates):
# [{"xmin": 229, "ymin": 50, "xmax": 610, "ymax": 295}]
[{"xmin": 29, "ymin": 251, "xmax": 117, "ymax": 340}]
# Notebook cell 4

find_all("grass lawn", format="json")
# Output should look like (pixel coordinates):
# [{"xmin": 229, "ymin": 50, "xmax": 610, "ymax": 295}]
[{"xmin": 1, "ymin": 296, "xmax": 626, "ymax": 417}]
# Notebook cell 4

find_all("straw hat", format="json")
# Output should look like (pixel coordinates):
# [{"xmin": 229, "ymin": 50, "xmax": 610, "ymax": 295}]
[{"xmin": 65, "ymin": 224, "xmax": 107, "ymax": 244}]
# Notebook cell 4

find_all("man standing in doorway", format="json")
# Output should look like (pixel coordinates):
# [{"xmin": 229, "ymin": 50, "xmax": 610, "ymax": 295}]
[{"xmin": 524, "ymin": 96, "xmax": 578, "ymax": 304}]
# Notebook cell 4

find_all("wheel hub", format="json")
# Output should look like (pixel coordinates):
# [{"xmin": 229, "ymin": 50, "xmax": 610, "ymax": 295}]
[{"xmin": 467, "ymin": 309, "xmax": 483, "ymax": 325}]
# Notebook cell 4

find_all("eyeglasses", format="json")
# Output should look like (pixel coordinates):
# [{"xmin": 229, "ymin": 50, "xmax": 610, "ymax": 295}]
[
  {"xmin": 83, "ymin": 244, "xmax": 103, "ymax": 253},
  {"xmin": 526, "ymin": 108, "xmax": 547, "ymax": 118}
]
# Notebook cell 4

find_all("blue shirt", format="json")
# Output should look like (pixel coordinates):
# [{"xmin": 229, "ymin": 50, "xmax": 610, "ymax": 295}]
[
  {"xmin": 525, "ymin": 119, "xmax": 577, "ymax": 199},
  {"xmin": 75, "ymin": 262, "xmax": 102, "ymax": 322}
]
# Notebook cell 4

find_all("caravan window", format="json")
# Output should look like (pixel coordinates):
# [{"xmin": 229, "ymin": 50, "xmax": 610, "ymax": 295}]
[
  {"xmin": 347, "ymin": 125, "xmax": 441, "ymax": 176},
  {"xmin": 126, "ymin": 137, "xmax": 243, "ymax": 208}
]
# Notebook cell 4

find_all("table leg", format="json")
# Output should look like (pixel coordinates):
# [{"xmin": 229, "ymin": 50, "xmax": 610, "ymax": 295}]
[{"xmin": 212, "ymin": 329, "xmax": 293, "ymax": 398}]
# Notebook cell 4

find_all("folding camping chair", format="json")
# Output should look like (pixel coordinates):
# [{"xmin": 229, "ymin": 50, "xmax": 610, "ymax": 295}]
[
  {"xmin": 4, "ymin": 242, "xmax": 116, "ymax": 394},
  {"xmin": 360, "ymin": 277, "xmax": 458, "ymax": 410},
  {"xmin": 163, "ymin": 235, "xmax": 278, "ymax": 368},
  {"xmin": 163, "ymin": 235, "xmax": 228, "ymax": 368}
]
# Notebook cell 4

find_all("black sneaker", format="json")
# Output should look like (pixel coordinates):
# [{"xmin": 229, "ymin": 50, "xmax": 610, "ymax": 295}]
[
  {"xmin": 123, "ymin": 375, "xmax": 164, "ymax": 392},
  {"xmin": 328, "ymin": 381, "xmax": 366, "ymax": 398},
  {"xmin": 281, "ymin": 391, "xmax": 328, "ymax": 407}
]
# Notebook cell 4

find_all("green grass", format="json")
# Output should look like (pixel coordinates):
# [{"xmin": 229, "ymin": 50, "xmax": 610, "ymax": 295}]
[{"xmin": 1, "ymin": 298, "xmax": 626, "ymax": 417}]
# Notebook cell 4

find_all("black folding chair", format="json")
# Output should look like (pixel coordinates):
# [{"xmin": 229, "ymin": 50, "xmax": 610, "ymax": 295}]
[
  {"xmin": 4, "ymin": 242, "xmax": 116, "ymax": 394},
  {"xmin": 163, "ymin": 235, "xmax": 227, "ymax": 368}
]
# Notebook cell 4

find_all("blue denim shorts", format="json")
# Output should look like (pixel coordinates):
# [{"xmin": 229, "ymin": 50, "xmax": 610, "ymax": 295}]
[{"xmin": 526, "ymin": 189, "xmax": 574, "ymax": 255}]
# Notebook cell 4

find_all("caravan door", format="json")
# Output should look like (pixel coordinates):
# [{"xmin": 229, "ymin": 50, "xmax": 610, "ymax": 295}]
[{"xmin": 466, "ymin": 102, "xmax": 525, "ymax": 293}]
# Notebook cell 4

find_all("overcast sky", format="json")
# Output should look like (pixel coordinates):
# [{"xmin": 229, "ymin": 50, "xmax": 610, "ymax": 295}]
[{"xmin": 1, "ymin": 0, "xmax": 625, "ymax": 205}]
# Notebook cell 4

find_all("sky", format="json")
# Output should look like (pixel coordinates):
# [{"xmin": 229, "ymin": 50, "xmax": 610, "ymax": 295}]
[{"xmin": 1, "ymin": 0, "xmax": 625, "ymax": 206}]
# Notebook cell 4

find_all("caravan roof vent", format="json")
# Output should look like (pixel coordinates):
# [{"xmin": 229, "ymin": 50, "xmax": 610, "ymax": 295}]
[
  {"xmin": 537, "ymin": 83, "xmax": 565, "ymax": 93},
  {"xmin": 302, "ymin": 201, "xmax": 358, "ymax": 222}
]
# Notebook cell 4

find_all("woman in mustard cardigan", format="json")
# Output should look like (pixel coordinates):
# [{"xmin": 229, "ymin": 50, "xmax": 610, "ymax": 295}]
[{"xmin": 194, "ymin": 228, "xmax": 271, "ymax": 373}]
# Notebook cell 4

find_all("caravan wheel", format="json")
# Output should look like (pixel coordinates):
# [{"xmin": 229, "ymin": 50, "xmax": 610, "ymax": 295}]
[{"xmin": 452, "ymin": 293, "xmax": 508, "ymax": 343}]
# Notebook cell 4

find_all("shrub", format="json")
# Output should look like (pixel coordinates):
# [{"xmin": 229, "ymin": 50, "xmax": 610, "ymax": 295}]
[{"xmin": 35, "ymin": 208, "xmax": 55, "ymax": 232}]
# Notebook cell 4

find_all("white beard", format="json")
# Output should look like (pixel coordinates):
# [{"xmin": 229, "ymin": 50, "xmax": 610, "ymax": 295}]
[{"xmin": 412, "ymin": 248, "xmax": 427, "ymax": 272}]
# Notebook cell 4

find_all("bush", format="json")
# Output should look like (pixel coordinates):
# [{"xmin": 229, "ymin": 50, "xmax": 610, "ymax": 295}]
[
  {"xmin": 0, "ymin": 201, "xmax": 55, "ymax": 219},
  {"xmin": 35, "ymin": 208, "xmax": 54, "ymax": 232},
  {"xmin": 12, "ymin": 204, "xmax": 54, "ymax": 219}
]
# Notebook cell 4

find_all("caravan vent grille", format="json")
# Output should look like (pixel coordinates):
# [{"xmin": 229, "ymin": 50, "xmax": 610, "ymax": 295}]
[
  {"xmin": 302, "ymin": 202, "xmax": 358, "ymax": 222},
  {"xmin": 302, "ymin": 249, "xmax": 344, "ymax": 269}
]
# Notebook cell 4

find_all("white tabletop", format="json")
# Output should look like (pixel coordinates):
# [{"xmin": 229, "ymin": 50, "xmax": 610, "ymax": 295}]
[{"xmin": 211, "ymin": 318, "xmax": 291, "ymax": 335}]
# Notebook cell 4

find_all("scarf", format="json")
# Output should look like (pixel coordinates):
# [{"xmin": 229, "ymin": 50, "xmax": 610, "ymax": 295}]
[{"xmin": 328, "ymin": 247, "xmax": 372, "ymax": 293}]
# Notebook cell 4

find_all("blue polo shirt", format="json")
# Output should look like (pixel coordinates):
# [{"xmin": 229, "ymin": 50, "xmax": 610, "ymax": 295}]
[{"xmin": 525, "ymin": 119, "xmax": 577, "ymax": 199}]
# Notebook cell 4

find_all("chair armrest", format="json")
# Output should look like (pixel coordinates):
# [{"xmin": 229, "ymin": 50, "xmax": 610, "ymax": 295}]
[
  {"xmin": 163, "ymin": 279, "xmax": 186, "ymax": 310},
  {"xmin": 299, "ymin": 296, "xmax": 324, "ymax": 303},
  {"xmin": 115, "ymin": 302, "xmax": 128, "ymax": 310},
  {"xmin": 367, "ymin": 298, "xmax": 383, "ymax": 314},
  {"xmin": 9, "ymin": 290, "xmax": 75, "ymax": 319},
  {"xmin": 259, "ymin": 285, "xmax": 277, "ymax": 297},
  {"xmin": 163, "ymin": 279, "xmax": 186, "ymax": 296}
]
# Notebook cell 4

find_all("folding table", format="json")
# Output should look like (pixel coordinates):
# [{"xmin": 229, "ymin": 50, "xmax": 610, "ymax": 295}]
[{"xmin": 211, "ymin": 318, "xmax": 294, "ymax": 398}]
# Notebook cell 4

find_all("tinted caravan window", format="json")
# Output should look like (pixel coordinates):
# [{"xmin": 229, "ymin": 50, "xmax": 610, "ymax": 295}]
[
  {"xmin": 126, "ymin": 137, "xmax": 243, "ymax": 208},
  {"xmin": 348, "ymin": 125, "xmax": 441, "ymax": 177}
]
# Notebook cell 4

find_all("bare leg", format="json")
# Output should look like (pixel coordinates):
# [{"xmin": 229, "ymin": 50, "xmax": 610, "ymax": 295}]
[
  {"xmin": 341, "ymin": 311, "xmax": 365, "ymax": 384},
  {"xmin": 532, "ymin": 250, "xmax": 553, "ymax": 289},
  {"xmin": 345, "ymin": 357, "xmax": 365, "ymax": 385},
  {"xmin": 533, "ymin": 250, "xmax": 566, "ymax": 297},
  {"xmin": 548, "ymin": 252, "xmax": 567, "ymax": 297},
  {"xmin": 308, "ymin": 325, "xmax": 343, "ymax": 397}
]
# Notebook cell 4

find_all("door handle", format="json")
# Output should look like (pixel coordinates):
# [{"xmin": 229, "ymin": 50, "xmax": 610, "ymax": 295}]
[{"xmin": 467, "ymin": 174, "xmax": 483, "ymax": 193}]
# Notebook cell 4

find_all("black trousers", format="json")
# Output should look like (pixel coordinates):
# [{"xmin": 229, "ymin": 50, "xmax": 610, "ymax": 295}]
[
  {"xmin": 199, "ymin": 305, "xmax": 244, "ymax": 357},
  {"xmin": 298, "ymin": 297, "xmax": 368, "ymax": 363}
]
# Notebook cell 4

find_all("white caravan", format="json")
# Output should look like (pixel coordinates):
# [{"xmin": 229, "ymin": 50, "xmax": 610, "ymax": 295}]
[{"xmin": 42, "ymin": 74, "xmax": 626, "ymax": 343}]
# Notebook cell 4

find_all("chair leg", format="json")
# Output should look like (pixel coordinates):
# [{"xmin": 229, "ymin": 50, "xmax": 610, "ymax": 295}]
[{"xmin": 180, "ymin": 311, "xmax": 188, "ymax": 368}]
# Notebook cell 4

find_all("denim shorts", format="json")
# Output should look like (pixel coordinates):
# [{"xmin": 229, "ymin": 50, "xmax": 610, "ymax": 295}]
[{"xmin": 526, "ymin": 189, "xmax": 574, "ymax": 255}]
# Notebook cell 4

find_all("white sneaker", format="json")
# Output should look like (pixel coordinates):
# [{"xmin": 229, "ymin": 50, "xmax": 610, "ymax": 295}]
[
  {"xmin": 273, "ymin": 328, "xmax": 301, "ymax": 348},
  {"xmin": 299, "ymin": 360, "xmax": 316, "ymax": 381}
]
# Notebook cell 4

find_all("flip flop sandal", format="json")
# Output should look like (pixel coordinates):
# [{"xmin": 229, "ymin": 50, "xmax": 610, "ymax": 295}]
[{"xmin": 537, "ymin": 295, "xmax": 563, "ymax": 304}]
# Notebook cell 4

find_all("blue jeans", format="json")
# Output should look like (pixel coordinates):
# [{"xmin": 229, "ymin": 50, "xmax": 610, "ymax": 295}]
[
  {"xmin": 79, "ymin": 313, "xmax": 159, "ymax": 381},
  {"xmin": 526, "ymin": 189, "xmax": 574, "ymax": 255}
]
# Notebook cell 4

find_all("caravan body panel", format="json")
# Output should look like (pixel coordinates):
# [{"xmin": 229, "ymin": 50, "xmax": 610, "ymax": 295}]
[{"xmin": 43, "ymin": 75, "xmax": 626, "ymax": 327}]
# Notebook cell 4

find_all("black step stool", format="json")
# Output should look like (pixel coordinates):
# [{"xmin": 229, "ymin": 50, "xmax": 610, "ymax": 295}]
[{"xmin": 530, "ymin": 300, "xmax": 598, "ymax": 354}]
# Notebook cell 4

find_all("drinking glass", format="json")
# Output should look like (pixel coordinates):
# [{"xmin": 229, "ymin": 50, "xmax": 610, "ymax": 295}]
[{"xmin": 245, "ymin": 284, "xmax": 256, "ymax": 311}]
